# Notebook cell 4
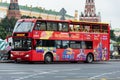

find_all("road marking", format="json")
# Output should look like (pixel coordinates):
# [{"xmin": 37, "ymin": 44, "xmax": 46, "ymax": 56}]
[
  {"xmin": 14, "ymin": 69, "xmax": 81, "ymax": 80},
  {"xmin": 89, "ymin": 71, "xmax": 120, "ymax": 80}
]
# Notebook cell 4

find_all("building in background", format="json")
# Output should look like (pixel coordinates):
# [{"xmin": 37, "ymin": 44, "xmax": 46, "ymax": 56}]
[
  {"xmin": 7, "ymin": 0, "xmax": 21, "ymax": 19},
  {"xmin": 79, "ymin": 0, "xmax": 101, "ymax": 22},
  {"xmin": 0, "ymin": 1, "xmax": 74, "ymax": 20},
  {"xmin": 74, "ymin": 10, "xmax": 78, "ymax": 21}
]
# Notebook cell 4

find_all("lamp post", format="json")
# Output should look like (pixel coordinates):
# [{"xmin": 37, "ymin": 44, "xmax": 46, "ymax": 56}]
[{"xmin": 30, "ymin": 5, "xmax": 32, "ymax": 17}]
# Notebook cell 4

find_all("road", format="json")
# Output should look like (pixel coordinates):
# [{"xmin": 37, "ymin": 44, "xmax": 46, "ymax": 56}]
[{"xmin": 0, "ymin": 61, "xmax": 120, "ymax": 80}]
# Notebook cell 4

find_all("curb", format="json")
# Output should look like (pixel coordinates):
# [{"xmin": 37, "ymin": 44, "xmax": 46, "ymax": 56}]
[
  {"xmin": 0, "ymin": 60, "xmax": 14, "ymax": 63},
  {"xmin": 109, "ymin": 59, "xmax": 120, "ymax": 61}
]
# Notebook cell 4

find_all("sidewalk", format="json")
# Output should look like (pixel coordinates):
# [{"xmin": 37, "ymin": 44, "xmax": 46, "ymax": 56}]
[
  {"xmin": 109, "ymin": 59, "xmax": 120, "ymax": 61},
  {"xmin": 0, "ymin": 60, "xmax": 14, "ymax": 63}
]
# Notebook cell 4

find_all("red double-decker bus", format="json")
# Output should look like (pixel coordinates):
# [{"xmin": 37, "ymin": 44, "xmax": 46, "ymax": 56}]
[{"xmin": 11, "ymin": 19, "xmax": 110, "ymax": 63}]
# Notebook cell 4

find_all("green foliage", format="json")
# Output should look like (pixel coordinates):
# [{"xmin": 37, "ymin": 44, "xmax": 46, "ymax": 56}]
[
  {"xmin": 21, "ymin": 15, "xmax": 37, "ymax": 19},
  {"xmin": 0, "ymin": 26, "xmax": 7, "ymax": 39},
  {"xmin": 116, "ymin": 36, "xmax": 120, "ymax": 42},
  {"xmin": 0, "ymin": 16, "xmax": 17, "ymax": 39},
  {"xmin": 110, "ymin": 30, "xmax": 116, "ymax": 41}
]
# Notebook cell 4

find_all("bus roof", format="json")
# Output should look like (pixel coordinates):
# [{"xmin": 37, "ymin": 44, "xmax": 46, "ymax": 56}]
[
  {"xmin": 17, "ymin": 19, "xmax": 70, "ymax": 23},
  {"xmin": 17, "ymin": 19, "xmax": 109, "ymax": 25}
]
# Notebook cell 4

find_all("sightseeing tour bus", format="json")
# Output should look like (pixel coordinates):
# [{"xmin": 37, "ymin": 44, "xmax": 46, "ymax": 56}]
[{"xmin": 11, "ymin": 19, "xmax": 110, "ymax": 63}]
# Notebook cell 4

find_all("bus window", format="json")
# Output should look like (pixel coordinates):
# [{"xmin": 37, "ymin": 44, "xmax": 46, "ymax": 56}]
[
  {"xmin": 102, "ymin": 25, "xmax": 108, "ymax": 33},
  {"xmin": 58, "ymin": 23, "xmax": 68, "ymax": 32},
  {"xmin": 13, "ymin": 38, "xmax": 32, "ymax": 50},
  {"xmin": 70, "ymin": 25, "xmax": 74, "ymax": 31},
  {"xmin": 42, "ymin": 40, "xmax": 55, "ymax": 47},
  {"xmin": 40, "ymin": 22, "xmax": 46, "ymax": 30},
  {"xmin": 85, "ymin": 41, "xmax": 93, "ymax": 49},
  {"xmin": 81, "ymin": 41, "xmax": 86, "ymax": 49},
  {"xmin": 47, "ymin": 22, "xmax": 57, "ymax": 31},
  {"xmin": 55, "ymin": 41, "xmax": 62, "ymax": 48},
  {"xmin": 73, "ymin": 25, "xmax": 80, "ymax": 32},
  {"xmin": 92, "ymin": 25, "xmax": 100, "ymax": 33},
  {"xmin": 35, "ymin": 23, "xmax": 40, "ymax": 30},
  {"xmin": 36, "ymin": 40, "xmax": 42, "ymax": 47},
  {"xmin": 70, "ymin": 41, "xmax": 81, "ymax": 49},
  {"xmin": 58, "ymin": 23, "xmax": 62, "ymax": 31},
  {"xmin": 70, "ymin": 24, "xmax": 80, "ymax": 32},
  {"xmin": 63, "ymin": 23, "xmax": 68, "ymax": 32},
  {"xmin": 62, "ymin": 41, "xmax": 69, "ymax": 48},
  {"xmin": 81, "ymin": 25, "xmax": 90, "ymax": 32},
  {"xmin": 35, "ymin": 21, "xmax": 46, "ymax": 30}
]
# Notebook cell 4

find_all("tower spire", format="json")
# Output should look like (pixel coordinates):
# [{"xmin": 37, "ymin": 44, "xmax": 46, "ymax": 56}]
[
  {"xmin": 7, "ymin": 0, "xmax": 21, "ymax": 19},
  {"xmin": 84, "ymin": 0, "xmax": 95, "ymax": 16},
  {"xmin": 80, "ymin": 0, "xmax": 101, "ymax": 22}
]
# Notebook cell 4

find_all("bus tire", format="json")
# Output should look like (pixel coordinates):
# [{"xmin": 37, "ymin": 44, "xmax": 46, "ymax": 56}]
[
  {"xmin": 44, "ymin": 53, "xmax": 53, "ymax": 64},
  {"xmin": 85, "ymin": 53, "xmax": 94, "ymax": 63}
]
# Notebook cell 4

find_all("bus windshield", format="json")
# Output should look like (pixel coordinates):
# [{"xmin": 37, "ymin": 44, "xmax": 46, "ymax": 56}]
[
  {"xmin": 13, "ymin": 21, "xmax": 34, "ymax": 32},
  {"xmin": 12, "ymin": 38, "xmax": 32, "ymax": 51}
]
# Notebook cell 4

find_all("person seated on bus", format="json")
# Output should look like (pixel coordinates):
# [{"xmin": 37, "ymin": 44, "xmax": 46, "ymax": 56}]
[
  {"xmin": 102, "ymin": 30, "xmax": 108, "ymax": 33},
  {"xmin": 74, "ymin": 27, "xmax": 78, "ymax": 32},
  {"xmin": 82, "ymin": 28, "xmax": 88, "ymax": 32},
  {"xmin": 35, "ymin": 24, "xmax": 40, "ymax": 30},
  {"xmin": 40, "ymin": 23, "xmax": 46, "ymax": 30}
]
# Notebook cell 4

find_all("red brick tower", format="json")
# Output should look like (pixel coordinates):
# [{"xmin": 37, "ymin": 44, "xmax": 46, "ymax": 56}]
[
  {"xmin": 7, "ymin": 0, "xmax": 21, "ymax": 19},
  {"xmin": 80, "ymin": 0, "xmax": 101, "ymax": 22}
]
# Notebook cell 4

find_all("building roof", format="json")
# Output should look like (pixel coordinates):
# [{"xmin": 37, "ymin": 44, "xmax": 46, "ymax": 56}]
[{"xmin": 0, "ymin": 2, "xmax": 74, "ymax": 18}]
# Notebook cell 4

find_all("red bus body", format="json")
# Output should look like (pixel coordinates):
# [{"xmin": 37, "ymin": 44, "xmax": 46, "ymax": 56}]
[{"xmin": 11, "ymin": 19, "xmax": 110, "ymax": 63}]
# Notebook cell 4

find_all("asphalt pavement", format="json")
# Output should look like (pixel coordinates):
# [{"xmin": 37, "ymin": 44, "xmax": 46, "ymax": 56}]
[{"xmin": 0, "ymin": 61, "xmax": 120, "ymax": 80}]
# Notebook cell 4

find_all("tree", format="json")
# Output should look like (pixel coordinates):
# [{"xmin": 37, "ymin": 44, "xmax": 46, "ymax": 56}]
[
  {"xmin": 0, "ymin": 16, "xmax": 17, "ymax": 39},
  {"xmin": 0, "ymin": 26, "xmax": 7, "ymax": 39},
  {"xmin": 116, "ymin": 36, "xmax": 120, "ymax": 42},
  {"xmin": 110, "ymin": 30, "xmax": 116, "ymax": 41},
  {"xmin": 21, "ymin": 15, "xmax": 37, "ymax": 19}
]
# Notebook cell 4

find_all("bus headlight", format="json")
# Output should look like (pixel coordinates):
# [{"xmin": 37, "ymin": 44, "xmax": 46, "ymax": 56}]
[
  {"xmin": 25, "ymin": 54, "xmax": 30, "ymax": 58},
  {"xmin": 11, "ymin": 54, "xmax": 13, "ymax": 57}
]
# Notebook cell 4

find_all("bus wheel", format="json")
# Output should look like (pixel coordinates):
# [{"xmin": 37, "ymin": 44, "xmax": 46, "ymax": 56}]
[
  {"xmin": 44, "ymin": 54, "xmax": 53, "ymax": 64},
  {"xmin": 86, "ymin": 54, "xmax": 94, "ymax": 63}
]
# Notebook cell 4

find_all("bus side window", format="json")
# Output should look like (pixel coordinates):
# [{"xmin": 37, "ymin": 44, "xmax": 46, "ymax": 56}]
[
  {"xmin": 36, "ymin": 40, "xmax": 42, "ymax": 47},
  {"xmin": 81, "ymin": 41, "xmax": 86, "ymax": 49},
  {"xmin": 85, "ymin": 41, "xmax": 93, "ymax": 49},
  {"xmin": 69, "ymin": 25, "xmax": 74, "ymax": 31},
  {"xmin": 81, "ymin": 25, "xmax": 89, "ymax": 32},
  {"xmin": 62, "ymin": 23, "xmax": 68, "ymax": 32},
  {"xmin": 62, "ymin": 41, "xmax": 69, "ymax": 48},
  {"xmin": 73, "ymin": 25, "xmax": 80, "ymax": 32},
  {"xmin": 55, "ymin": 41, "xmax": 62, "ymax": 48},
  {"xmin": 58, "ymin": 23, "xmax": 62, "ymax": 31},
  {"xmin": 35, "ymin": 23, "xmax": 40, "ymax": 30},
  {"xmin": 47, "ymin": 22, "xmax": 51, "ymax": 31},
  {"xmin": 40, "ymin": 22, "xmax": 46, "ymax": 30},
  {"xmin": 59, "ymin": 23, "xmax": 68, "ymax": 32},
  {"xmin": 47, "ymin": 22, "xmax": 57, "ymax": 31},
  {"xmin": 34, "ymin": 22, "xmax": 46, "ymax": 30},
  {"xmin": 102, "ymin": 26, "xmax": 108, "ymax": 33},
  {"xmin": 92, "ymin": 25, "xmax": 100, "ymax": 33}
]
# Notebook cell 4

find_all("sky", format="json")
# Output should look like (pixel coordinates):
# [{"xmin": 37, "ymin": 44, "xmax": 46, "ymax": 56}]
[{"xmin": 3, "ymin": 0, "xmax": 120, "ymax": 29}]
